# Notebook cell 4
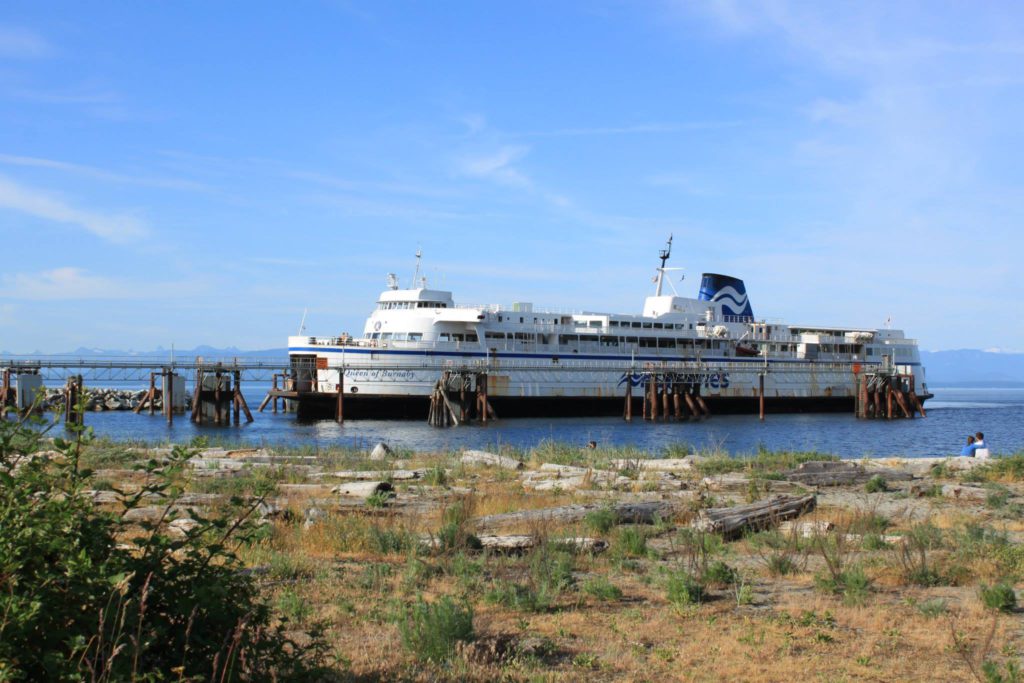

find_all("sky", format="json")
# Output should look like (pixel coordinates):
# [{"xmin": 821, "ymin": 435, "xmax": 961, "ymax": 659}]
[{"xmin": 1, "ymin": 1, "xmax": 1023, "ymax": 353}]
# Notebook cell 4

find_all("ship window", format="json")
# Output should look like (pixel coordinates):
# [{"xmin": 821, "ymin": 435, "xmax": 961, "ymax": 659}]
[
  {"xmin": 408, "ymin": 333, "xmax": 422, "ymax": 341},
  {"xmin": 380, "ymin": 333, "xmax": 392, "ymax": 340},
  {"xmin": 653, "ymin": 322, "xmax": 664, "ymax": 329},
  {"xmin": 610, "ymin": 320, "xmax": 619, "ymax": 327},
  {"xmin": 639, "ymin": 337, "xmax": 657, "ymax": 348},
  {"xmin": 631, "ymin": 322, "xmax": 641, "ymax": 328},
  {"xmin": 642, "ymin": 322, "xmax": 653, "ymax": 329},
  {"xmin": 439, "ymin": 333, "xmax": 450, "ymax": 342},
  {"xmin": 466, "ymin": 333, "xmax": 478, "ymax": 342},
  {"xmin": 485, "ymin": 332, "xmax": 505, "ymax": 340},
  {"xmin": 393, "ymin": 332, "xmax": 408, "ymax": 341},
  {"xmin": 600, "ymin": 336, "xmax": 618, "ymax": 346},
  {"xmin": 370, "ymin": 333, "xmax": 380, "ymax": 340},
  {"xmin": 658, "ymin": 338, "xmax": 676, "ymax": 348}
]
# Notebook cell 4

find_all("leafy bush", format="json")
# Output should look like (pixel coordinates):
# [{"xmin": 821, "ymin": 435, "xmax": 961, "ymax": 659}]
[
  {"xmin": 916, "ymin": 598, "xmax": 947, "ymax": 619},
  {"xmin": 398, "ymin": 595, "xmax": 474, "ymax": 662},
  {"xmin": 980, "ymin": 582, "xmax": 1018, "ymax": 613},
  {"xmin": 895, "ymin": 522, "xmax": 946, "ymax": 587},
  {"xmin": 666, "ymin": 570, "xmax": 706, "ymax": 606},
  {"xmin": 704, "ymin": 560, "xmax": 738, "ymax": 587},
  {"xmin": 815, "ymin": 564, "xmax": 872, "ymax": 606},
  {"xmin": 0, "ymin": 413, "xmax": 324, "ymax": 681},
  {"xmin": 865, "ymin": 475, "xmax": 889, "ymax": 493}
]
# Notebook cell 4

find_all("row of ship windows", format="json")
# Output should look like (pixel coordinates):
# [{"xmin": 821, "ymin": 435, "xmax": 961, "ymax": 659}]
[
  {"xmin": 377, "ymin": 301, "xmax": 449, "ymax": 310},
  {"xmin": 495, "ymin": 315, "xmax": 693, "ymax": 330}
]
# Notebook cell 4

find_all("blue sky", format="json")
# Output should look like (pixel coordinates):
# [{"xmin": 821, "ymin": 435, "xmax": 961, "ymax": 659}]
[{"xmin": 1, "ymin": 1, "xmax": 1022, "ymax": 353}]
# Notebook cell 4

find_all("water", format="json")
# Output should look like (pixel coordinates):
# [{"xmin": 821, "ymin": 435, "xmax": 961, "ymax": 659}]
[{"xmin": 39, "ymin": 386, "xmax": 1024, "ymax": 459}]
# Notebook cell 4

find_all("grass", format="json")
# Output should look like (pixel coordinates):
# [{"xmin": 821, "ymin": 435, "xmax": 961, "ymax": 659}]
[
  {"xmin": 980, "ymin": 582, "xmax": 1018, "ymax": 613},
  {"xmin": 398, "ymin": 596, "xmax": 474, "ymax": 663},
  {"xmin": 695, "ymin": 449, "xmax": 838, "ymax": 476},
  {"xmin": 582, "ymin": 576, "xmax": 623, "ymax": 601},
  {"xmin": 666, "ymin": 570, "xmax": 706, "ymax": 607},
  {"xmin": 865, "ymin": 475, "xmax": 889, "ymax": 493}
]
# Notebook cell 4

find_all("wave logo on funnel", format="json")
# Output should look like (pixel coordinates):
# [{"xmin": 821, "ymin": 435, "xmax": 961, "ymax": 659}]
[{"xmin": 698, "ymin": 273, "xmax": 753, "ymax": 319}]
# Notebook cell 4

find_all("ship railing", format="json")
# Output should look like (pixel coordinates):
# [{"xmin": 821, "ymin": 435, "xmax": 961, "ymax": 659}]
[{"xmin": 323, "ymin": 357, "xmax": 886, "ymax": 373}]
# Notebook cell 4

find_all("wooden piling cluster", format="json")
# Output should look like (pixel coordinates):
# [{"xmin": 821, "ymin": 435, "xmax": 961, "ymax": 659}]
[
  {"xmin": 855, "ymin": 371, "xmax": 926, "ymax": 419},
  {"xmin": 0, "ymin": 368, "xmax": 11, "ymax": 411},
  {"xmin": 428, "ymin": 370, "xmax": 496, "ymax": 427},
  {"xmin": 257, "ymin": 372, "xmax": 295, "ymax": 416},
  {"xmin": 63, "ymin": 375, "xmax": 84, "ymax": 426},
  {"xmin": 624, "ymin": 371, "xmax": 711, "ymax": 422},
  {"xmin": 190, "ymin": 366, "xmax": 253, "ymax": 425}
]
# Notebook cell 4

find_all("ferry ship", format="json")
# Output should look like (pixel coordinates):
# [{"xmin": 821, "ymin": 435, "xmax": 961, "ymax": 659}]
[{"xmin": 286, "ymin": 240, "xmax": 929, "ymax": 419}]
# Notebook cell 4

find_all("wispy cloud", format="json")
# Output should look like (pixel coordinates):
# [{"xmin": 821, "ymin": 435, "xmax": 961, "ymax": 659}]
[
  {"xmin": 458, "ymin": 145, "xmax": 532, "ymax": 187},
  {"xmin": 0, "ymin": 153, "xmax": 209, "ymax": 192},
  {"xmin": 286, "ymin": 169, "xmax": 459, "ymax": 199},
  {"xmin": 0, "ymin": 267, "xmax": 203, "ymax": 301},
  {"xmin": 0, "ymin": 26, "xmax": 52, "ymax": 59},
  {"xmin": 518, "ymin": 120, "xmax": 748, "ymax": 137},
  {"xmin": 0, "ymin": 174, "xmax": 148, "ymax": 242}
]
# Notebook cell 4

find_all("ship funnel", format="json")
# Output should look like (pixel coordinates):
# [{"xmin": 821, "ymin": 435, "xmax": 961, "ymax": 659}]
[{"xmin": 698, "ymin": 273, "xmax": 753, "ymax": 319}]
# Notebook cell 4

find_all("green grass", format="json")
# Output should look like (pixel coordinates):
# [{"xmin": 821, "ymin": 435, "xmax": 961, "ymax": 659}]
[
  {"xmin": 864, "ymin": 475, "xmax": 889, "ymax": 493},
  {"xmin": 398, "ymin": 596, "xmax": 474, "ymax": 663},
  {"xmin": 582, "ymin": 576, "xmax": 623, "ymax": 601},
  {"xmin": 666, "ymin": 570, "xmax": 706, "ymax": 607},
  {"xmin": 695, "ymin": 450, "xmax": 838, "ymax": 476},
  {"xmin": 979, "ymin": 582, "xmax": 1018, "ymax": 613}
]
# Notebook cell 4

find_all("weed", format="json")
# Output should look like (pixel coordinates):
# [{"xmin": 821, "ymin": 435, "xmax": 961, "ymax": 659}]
[
  {"xmin": 584, "ymin": 505, "xmax": 616, "ymax": 535},
  {"xmin": 366, "ymin": 489, "xmax": 394, "ymax": 508},
  {"xmin": 666, "ymin": 570, "xmax": 706, "ymax": 607},
  {"xmin": 275, "ymin": 588, "xmax": 314, "ymax": 623},
  {"xmin": 816, "ymin": 564, "xmax": 871, "ymax": 606},
  {"xmin": 398, "ymin": 595, "xmax": 474, "ymax": 663},
  {"xmin": 368, "ymin": 525, "xmax": 417, "ymax": 555},
  {"xmin": 582, "ymin": 576, "xmax": 623, "ymax": 601},
  {"xmin": 986, "ymin": 485, "xmax": 1012, "ymax": 510},
  {"xmin": 424, "ymin": 465, "xmax": 448, "ymax": 487},
  {"xmin": 750, "ymin": 528, "xmax": 804, "ymax": 577},
  {"xmin": 614, "ymin": 527, "xmax": 650, "ymax": 559},
  {"xmin": 895, "ymin": 521, "xmax": 946, "ymax": 587}
]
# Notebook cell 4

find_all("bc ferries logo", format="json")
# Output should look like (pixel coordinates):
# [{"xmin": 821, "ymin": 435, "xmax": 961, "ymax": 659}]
[
  {"xmin": 618, "ymin": 372, "xmax": 729, "ymax": 390},
  {"xmin": 712, "ymin": 286, "xmax": 751, "ymax": 318}
]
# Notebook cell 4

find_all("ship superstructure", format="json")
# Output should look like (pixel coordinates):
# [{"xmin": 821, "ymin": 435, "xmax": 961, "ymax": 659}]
[{"xmin": 286, "ymin": 241, "xmax": 928, "ymax": 419}]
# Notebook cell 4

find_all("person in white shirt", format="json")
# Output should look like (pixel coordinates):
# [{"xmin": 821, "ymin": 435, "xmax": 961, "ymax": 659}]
[{"xmin": 973, "ymin": 432, "xmax": 991, "ymax": 459}]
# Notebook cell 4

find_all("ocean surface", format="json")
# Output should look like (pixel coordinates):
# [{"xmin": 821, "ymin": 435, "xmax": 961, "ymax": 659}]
[{"xmin": 24, "ymin": 386, "xmax": 1024, "ymax": 459}]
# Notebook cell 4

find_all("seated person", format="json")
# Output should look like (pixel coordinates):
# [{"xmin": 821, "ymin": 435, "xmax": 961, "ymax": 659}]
[
  {"xmin": 973, "ymin": 432, "xmax": 991, "ymax": 459},
  {"xmin": 960, "ymin": 435, "xmax": 977, "ymax": 457}
]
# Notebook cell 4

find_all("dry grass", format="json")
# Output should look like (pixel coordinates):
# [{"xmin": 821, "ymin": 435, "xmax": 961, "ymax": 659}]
[{"xmin": 102, "ymin": 443, "xmax": 1024, "ymax": 681}]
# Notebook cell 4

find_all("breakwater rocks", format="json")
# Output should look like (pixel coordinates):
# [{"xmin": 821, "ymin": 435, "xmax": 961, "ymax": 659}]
[{"xmin": 36, "ymin": 388, "xmax": 192, "ymax": 412}]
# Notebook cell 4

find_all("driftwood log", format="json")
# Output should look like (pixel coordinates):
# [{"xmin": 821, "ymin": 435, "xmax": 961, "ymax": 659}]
[
  {"xmin": 477, "ymin": 535, "xmax": 608, "ymax": 554},
  {"xmin": 783, "ymin": 461, "xmax": 914, "ymax": 487},
  {"xmin": 315, "ymin": 469, "xmax": 426, "ymax": 481},
  {"xmin": 331, "ymin": 481, "xmax": 394, "ymax": 499},
  {"xmin": 691, "ymin": 494, "xmax": 816, "ymax": 539},
  {"xmin": 461, "ymin": 450, "xmax": 525, "ymax": 470},
  {"xmin": 474, "ymin": 500, "xmax": 677, "ymax": 531}
]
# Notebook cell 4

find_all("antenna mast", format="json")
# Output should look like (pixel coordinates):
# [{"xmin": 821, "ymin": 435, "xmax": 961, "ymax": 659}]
[
  {"xmin": 655, "ymin": 234, "xmax": 673, "ymax": 296},
  {"xmin": 412, "ymin": 249, "xmax": 425, "ymax": 289}
]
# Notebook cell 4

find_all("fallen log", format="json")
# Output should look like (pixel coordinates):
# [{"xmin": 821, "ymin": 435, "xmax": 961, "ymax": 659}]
[
  {"xmin": 315, "ymin": 469, "xmax": 426, "ymax": 481},
  {"xmin": 331, "ymin": 481, "xmax": 394, "ymax": 500},
  {"xmin": 691, "ymin": 494, "xmax": 816, "ymax": 539},
  {"xmin": 478, "ymin": 535, "xmax": 608, "ymax": 554},
  {"xmin": 474, "ymin": 500, "xmax": 677, "ymax": 531},
  {"xmin": 461, "ymin": 450, "xmax": 524, "ymax": 470},
  {"xmin": 783, "ymin": 461, "xmax": 914, "ymax": 487},
  {"xmin": 609, "ymin": 457, "xmax": 703, "ymax": 472}
]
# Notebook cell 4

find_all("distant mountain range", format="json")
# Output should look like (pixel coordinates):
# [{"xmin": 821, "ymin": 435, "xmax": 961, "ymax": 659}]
[{"xmin": 3, "ymin": 346, "xmax": 1022, "ymax": 387}]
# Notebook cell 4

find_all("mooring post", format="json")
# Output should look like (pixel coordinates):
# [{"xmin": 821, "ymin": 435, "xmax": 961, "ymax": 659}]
[
  {"xmin": 192, "ymin": 369, "xmax": 203, "ymax": 425},
  {"xmin": 661, "ymin": 376, "xmax": 670, "ymax": 419},
  {"xmin": 335, "ymin": 369, "xmax": 344, "ymax": 424},
  {"xmin": 148, "ymin": 372, "xmax": 156, "ymax": 415},
  {"xmin": 165, "ymin": 371, "xmax": 173, "ymax": 425},
  {"xmin": 673, "ymin": 383, "xmax": 683, "ymax": 420},
  {"xmin": 885, "ymin": 382, "xmax": 893, "ymax": 419},
  {"xmin": 758, "ymin": 373, "xmax": 765, "ymax": 421},
  {"xmin": 480, "ymin": 373, "xmax": 488, "ymax": 425},
  {"xmin": 272, "ymin": 373, "xmax": 279, "ymax": 413},
  {"xmin": 624, "ymin": 377, "xmax": 633, "ymax": 422},
  {"xmin": 232, "ymin": 371, "xmax": 241, "ymax": 424},
  {"xmin": 0, "ymin": 368, "xmax": 9, "ymax": 409}
]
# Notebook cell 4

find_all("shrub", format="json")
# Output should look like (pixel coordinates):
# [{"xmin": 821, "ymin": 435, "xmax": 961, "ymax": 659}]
[
  {"xmin": 584, "ymin": 505, "xmax": 617, "ymax": 535},
  {"xmin": 895, "ymin": 522, "xmax": 945, "ymax": 587},
  {"xmin": 424, "ymin": 465, "xmax": 448, "ymax": 487},
  {"xmin": 398, "ymin": 595, "xmax": 474, "ymax": 662},
  {"xmin": 916, "ymin": 598, "xmax": 947, "ymax": 619},
  {"xmin": 815, "ymin": 564, "xmax": 871, "ymax": 606},
  {"xmin": 368, "ymin": 525, "xmax": 417, "ymax": 555},
  {"xmin": 0, "ymin": 414, "xmax": 324, "ymax": 681},
  {"xmin": 582, "ymin": 576, "xmax": 623, "ymax": 601},
  {"xmin": 865, "ymin": 475, "xmax": 889, "ymax": 493},
  {"xmin": 666, "ymin": 570, "xmax": 706, "ymax": 606},
  {"xmin": 704, "ymin": 560, "xmax": 738, "ymax": 587},
  {"xmin": 980, "ymin": 582, "xmax": 1018, "ymax": 613},
  {"xmin": 485, "ymin": 547, "xmax": 575, "ymax": 613}
]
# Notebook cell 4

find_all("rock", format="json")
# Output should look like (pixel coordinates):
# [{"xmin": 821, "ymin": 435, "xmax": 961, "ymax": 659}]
[
  {"xmin": 369, "ymin": 442, "xmax": 393, "ymax": 460},
  {"xmin": 303, "ymin": 507, "xmax": 328, "ymax": 529},
  {"xmin": 167, "ymin": 517, "xmax": 200, "ymax": 538}
]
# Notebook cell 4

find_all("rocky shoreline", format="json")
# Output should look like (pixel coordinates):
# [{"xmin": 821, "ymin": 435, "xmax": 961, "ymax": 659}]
[{"xmin": 35, "ymin": 388, "xmax": 192, "ymax": 412}]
